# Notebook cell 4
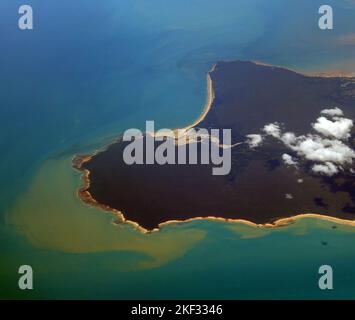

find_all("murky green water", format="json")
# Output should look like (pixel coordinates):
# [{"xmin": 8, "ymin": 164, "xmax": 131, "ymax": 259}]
[{"xmin": 1, "ymin": 0, "xmax": 355, "ymax": 299}]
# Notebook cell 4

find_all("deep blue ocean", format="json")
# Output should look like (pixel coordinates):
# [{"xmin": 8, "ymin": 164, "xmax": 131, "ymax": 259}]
[{"xmin": 1, "ymin": 0, "xmax": 355, "ymax": 299}]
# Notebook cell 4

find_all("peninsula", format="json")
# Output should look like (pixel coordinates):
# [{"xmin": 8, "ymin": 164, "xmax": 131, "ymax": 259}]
[{"xmin": 74, "ymin": 61, "xmax": 355, "ymax": 232}]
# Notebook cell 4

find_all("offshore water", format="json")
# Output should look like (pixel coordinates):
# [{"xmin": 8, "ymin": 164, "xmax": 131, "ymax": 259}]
[{"xmin": 1, "ymin": 0, "xmax": 355, "ymax": 298}]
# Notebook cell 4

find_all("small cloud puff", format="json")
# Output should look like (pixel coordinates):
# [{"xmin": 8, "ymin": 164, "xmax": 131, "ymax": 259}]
[
  {"xmin": 312, "ymin": 116, "xmax": 352, "ymax": 140},
  {"xmin": 263, "ymin": 123, "xmax": 281, "ymax": 138},
  {"xmin": 312, "ymin": 162, "xmax": 339, "ymax": 176},
  {"xmin": 246, "ymin": 134, "xmax": 263, "ymax": 148},
  {"xmin": 282, "ymin": 153, "xmax": 298, "ymax": 167},
  {"xmin": 321, "ymin": 107, "xmax": 344, "ymax": 117},
  {"xmin": 281, "ymin": 132, "xmax": 297, "ymax": 146}
]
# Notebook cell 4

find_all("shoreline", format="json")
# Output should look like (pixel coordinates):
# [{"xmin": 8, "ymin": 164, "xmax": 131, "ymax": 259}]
[
  {"xmin": 73, "ymin": 60, "xmax": 355, "ymax": 234},
  {"xmin": 252, "ymin": 60, "xmax": 355, "ymax": 78},
  {"xmin": 73, "ymin": 157, "xmax": 355, "ymax": 233},
  {"xmin": 177, "ymin": 64, "xmax": 216, "ymax": 132},
  {"xmin": 72, "ymin": 64, "xmax": 218, "ymax": 234}
]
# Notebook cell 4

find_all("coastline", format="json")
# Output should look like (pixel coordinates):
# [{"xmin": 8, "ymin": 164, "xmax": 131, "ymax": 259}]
[
  {"xmin": 73, "ymin": 155, "xmax": 355, "ymax": 233},
  {"xmin": 73, "ymin": 62, "xmax": 219, "ymax": 234},
  {"xmin": 253, "ymin": 60, "xmax": 355, "ymax": 78},
  {"xmin": 73, "ymin": 61, "xmax": 355, "ymax": 234},
  {"xmin": 177, "ymin": 64, "xmax": 216, "ymax": 132}
]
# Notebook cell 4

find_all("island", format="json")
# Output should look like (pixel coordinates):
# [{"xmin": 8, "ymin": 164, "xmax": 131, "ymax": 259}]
[{"xmin": 74, "ymin": 61, "xmax": 355, "ymax": 232}]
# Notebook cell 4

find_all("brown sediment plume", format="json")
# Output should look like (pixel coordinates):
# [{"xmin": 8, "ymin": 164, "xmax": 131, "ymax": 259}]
[{"xmin": 73, "ymin": 60, "xmax": 355, "ymax": 233}]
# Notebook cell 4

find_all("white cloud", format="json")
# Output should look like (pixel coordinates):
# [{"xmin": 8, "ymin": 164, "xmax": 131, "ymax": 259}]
[
  {"xmin": 312, "ymin": 116, "xmax": 353, "ymax": 140},
  {"xmin": 321, "ymin": 107, "xmax": 344, "ymax": 117},
  {"xmin": 291, "ymin": 135, "xmax": 355, "ymax": 165},
  {"xmin": 256, "ymin": 107, "xmax": 354, "ymax": 176},
  {"xmin": 246, "ymin": 134, "xmax": 263, "ymax": 148},
  {"xmin": 263, "ymin": 123, "xmax": 281, "ymax": 138},
  {"xmin": 282, "ymin": 153, "xmax": 298, "ymax": 166},
  {"xmin": 281, "ymin": 132, "xmax": 297, "ymax": 146},
  {"xmin": 312, "ymin": 162, "xmax": 339, "ymax": 176}
]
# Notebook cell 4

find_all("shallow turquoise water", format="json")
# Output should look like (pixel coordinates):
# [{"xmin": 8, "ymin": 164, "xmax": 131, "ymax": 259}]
[
  {"xmin": 0, "ymin": 0, "xmax": 355, "ymax": 299},
  {"xmin": 2, "ymin": 218, "xmax": 355, "ymax": 299}
]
